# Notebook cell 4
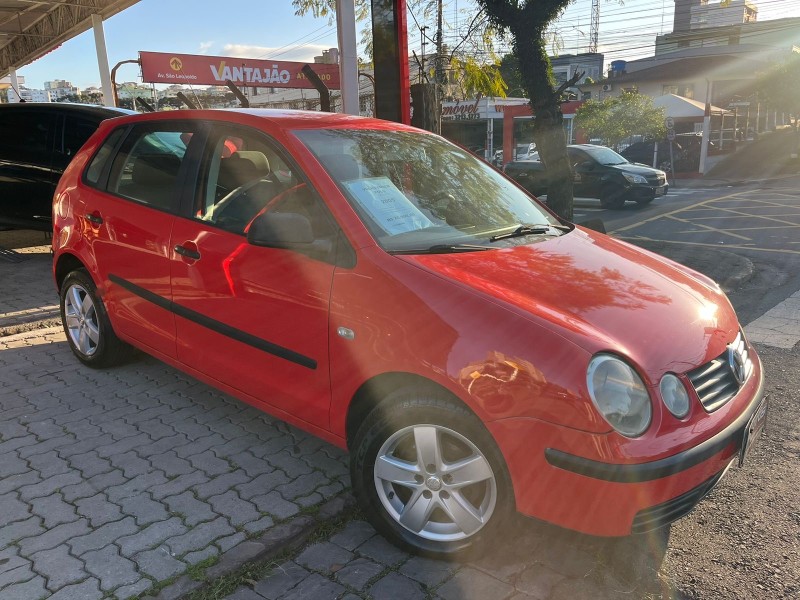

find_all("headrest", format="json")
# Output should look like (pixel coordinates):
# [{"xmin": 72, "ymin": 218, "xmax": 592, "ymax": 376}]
[
  {"xmin": 232, "ymin": 151, "xmax": 270, "ymax": 176},
  {"xmin": 131, "ymin": 154, "xmax": 181, "ymax": 186}
]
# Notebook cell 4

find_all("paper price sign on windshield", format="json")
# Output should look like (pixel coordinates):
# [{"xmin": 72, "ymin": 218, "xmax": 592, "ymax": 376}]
[{"xmin": 343, "ymin": 177, "xmax": 432, "ymax": 235}]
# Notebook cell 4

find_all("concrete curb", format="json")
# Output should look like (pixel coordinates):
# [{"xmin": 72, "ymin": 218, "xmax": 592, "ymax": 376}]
[{"xmin": 146, "ymin": 493, "xmax": 357, "ymax": 600}]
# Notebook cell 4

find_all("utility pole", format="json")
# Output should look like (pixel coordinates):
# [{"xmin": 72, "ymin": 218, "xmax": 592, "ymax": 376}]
[
  {"xmin": 420, "ymin": 26, "xmax": 428, "ymax": 82},
  {"xmin": 589, "ymin": 0, "xmax": 600, "ymax": 53}
]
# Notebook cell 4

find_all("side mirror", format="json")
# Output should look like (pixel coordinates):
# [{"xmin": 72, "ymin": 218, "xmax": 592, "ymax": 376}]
[
  {"xmin": 247, "ymin": 212, "xmax": 314, "ymax": 249},
  {"xmin": 576, "ymin": 160, "xmax": 595, "ymax": 171}
]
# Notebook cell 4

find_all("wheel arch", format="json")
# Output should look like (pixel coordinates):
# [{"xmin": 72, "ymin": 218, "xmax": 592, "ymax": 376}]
[
  {"xmin": 345, "ymin": 371, "xmax": 476, "ymax": 451},
  {"xmin": 54, "ymin": 252, "xmax": 88, "ymax": 292}
]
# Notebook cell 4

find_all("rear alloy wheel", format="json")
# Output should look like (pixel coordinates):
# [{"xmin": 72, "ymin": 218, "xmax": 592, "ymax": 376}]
[
  {"xmin": 352, "ymin": 390, "xmax": 512, "ymax": 557},
  {"xmin": 60, "ymin": 270, "xmax": 130, "ymax": 368},
  {"xmin": 600, "ymin": 184, "xmax": 627, "ymax": 209}
]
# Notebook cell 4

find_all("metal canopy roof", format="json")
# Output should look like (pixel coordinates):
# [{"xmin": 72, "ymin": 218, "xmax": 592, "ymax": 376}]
[{"xmin": 0, "ymin": 0, "xmax": 139, "ymax": 77}]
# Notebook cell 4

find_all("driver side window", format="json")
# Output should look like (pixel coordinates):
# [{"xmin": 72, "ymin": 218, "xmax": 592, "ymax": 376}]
[
  {"xmin": 194, "ymin": 127, "xmax": 341, "ymax": 262},
  {"xmin": 195, "ymin": 131, "xmax": 296, "ymax": 234}
]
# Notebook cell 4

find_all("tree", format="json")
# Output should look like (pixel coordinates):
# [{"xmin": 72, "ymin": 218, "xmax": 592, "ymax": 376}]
[
  {"xmin": 757, "ymin": 53, "xmax": 800, "ymax": 128},
  {"xmin": 476, "ymin": 1, "xmax": 583, "ymax": 221},
  {"xmin": 576, "ymin": 91, "xmax": 666, "ymax": 150}
]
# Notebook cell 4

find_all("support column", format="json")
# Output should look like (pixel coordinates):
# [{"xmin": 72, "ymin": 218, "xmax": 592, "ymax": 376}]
[
  {"xmin": 336, "ymin": 0, "xmax": 359, "ymax": 115},
  {"xmin": 91, "ymin": 14, "xmax": 114, "ymax": 107},
  {"xmin": 7, "ymin": 68, "xmax": 21, "ymax": 102},
  {"xmin": 371, "ymin": 0, "xmax": 410, "ymax": 123}
]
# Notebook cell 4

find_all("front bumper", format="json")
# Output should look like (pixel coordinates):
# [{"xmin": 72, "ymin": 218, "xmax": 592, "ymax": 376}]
[
  {"xmin": 487, "ymin": 360, "xmax": 765, "ymax": 537},
  {"xmin": 627, "ymin": 183, "xmax": 668, "ymax": 200}
]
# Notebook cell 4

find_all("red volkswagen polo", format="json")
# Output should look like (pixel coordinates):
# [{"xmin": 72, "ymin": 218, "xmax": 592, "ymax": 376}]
[{"xmin": 52, "ymin": 109, "xmax": 766, "ymax": 556}]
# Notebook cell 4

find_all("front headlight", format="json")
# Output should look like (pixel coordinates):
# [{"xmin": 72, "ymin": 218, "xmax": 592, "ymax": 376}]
[
  {"xmin": 623, "ymin": 172, "xmax": 648, "ymax": 184},
  {"xmin": 587, "ymin": 354, "xmax": 652, "ymax": 437},
  {"xmin": 660, "ymin": 373, "xmax": 690, "ymax": 418}
]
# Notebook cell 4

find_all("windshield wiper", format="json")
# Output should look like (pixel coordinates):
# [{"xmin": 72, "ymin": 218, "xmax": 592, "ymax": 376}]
[
  {"xmin": 489, "ymin": 223, "xmax": 567, "ymax": 242},
  {"xmin": 389, "ymin": 243, "xmax": 491, "ymax": 255}
]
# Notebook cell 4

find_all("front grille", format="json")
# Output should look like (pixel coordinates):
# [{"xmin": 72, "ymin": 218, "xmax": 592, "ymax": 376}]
[
  {"xmin": 687, "ymin": 331, "xmax": 753, "ymax": 412},
  {"xmin": 631, "ymin": 469, "xmax": 725, "ymax": 534},
  {"xmin": 646, "ymin": 174, "xmax": 666, "ymax": 186}
]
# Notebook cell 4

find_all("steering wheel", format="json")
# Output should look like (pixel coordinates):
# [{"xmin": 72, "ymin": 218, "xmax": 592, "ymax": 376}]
[{"xmin": 244, "ymin": 183, "xmax": 308, "ymax": 234}]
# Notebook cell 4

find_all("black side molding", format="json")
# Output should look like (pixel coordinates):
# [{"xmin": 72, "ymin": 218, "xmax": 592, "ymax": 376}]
[{"xmin": 108, "ymin": 274, "xmax": 317, "ymax": 370}]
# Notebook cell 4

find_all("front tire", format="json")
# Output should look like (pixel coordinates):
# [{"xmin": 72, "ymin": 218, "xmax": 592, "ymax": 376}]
[
  {"xmin": 351, "ymin": 389, "xmax": 513, "ymax": 558},
  {"xmin": 600, "ymin": 184, "xmax": 627, "ymax": 209},
  {"xmin": 60, "ymin": 269, "xmax": 130, "ymax": 368}
]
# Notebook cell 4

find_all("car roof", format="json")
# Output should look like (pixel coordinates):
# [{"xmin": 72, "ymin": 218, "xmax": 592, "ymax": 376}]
[
  {"xmin": 0, "ymin": 102, "xmax": 135, "ymax": 118},
  {"xmin": 98, "ymin": 108, "xmax": 423, "ymax": 133}
]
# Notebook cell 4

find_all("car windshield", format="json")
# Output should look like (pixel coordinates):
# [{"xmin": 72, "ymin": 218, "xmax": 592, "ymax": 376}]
[
  {"xmin": 294, "ymin": 128, "xmax": 561, "ymax": 252},
  {"xmin": 581, "ymin": 145, "xmax": 629, "ymax": 166}
]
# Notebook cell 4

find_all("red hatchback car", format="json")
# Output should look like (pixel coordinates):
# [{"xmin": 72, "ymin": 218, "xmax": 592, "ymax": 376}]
[{"xmin": 52, "ymin": 109, "xmax": 766, "ymax": 556}]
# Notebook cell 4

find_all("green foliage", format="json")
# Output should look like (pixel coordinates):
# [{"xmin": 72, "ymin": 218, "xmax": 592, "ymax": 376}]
[
  {"xmin": 452, "ymin": 56, "xmax": 507, "ymax": 98},
  {"xmin": 575, "ymin": 91, "xmax": 666, "ymax": 149},
  {"xmin": 292, "ymin": 0, "xmax": 370, "ymax": 22},
  {"xmin": 498, "ymin": 54, "xmax": 525, "ymax": 97},
  {"xmin": 757, "ymin": 53, "xmax": 800, "ymax": 116}
]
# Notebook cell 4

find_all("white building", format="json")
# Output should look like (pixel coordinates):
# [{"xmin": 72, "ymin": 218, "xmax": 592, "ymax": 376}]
[{"xmin": 44, "ymin": 79, "xmax": 79, "ymax": 100}]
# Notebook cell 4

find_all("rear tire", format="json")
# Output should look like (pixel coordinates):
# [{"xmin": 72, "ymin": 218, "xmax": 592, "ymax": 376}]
[
  {"xmin": 351, "ymin": 388, "xmax": 513, "ymax": 558},
  {"xmin": 60, "ymin": 269, "xmax": 131, "ymax": 368},
  {"xmin": 600, "ymin": 184, "xmax": 626, "ymax": 209}
]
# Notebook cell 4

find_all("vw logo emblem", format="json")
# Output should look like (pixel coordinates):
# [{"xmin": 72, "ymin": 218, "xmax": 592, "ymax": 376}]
[{"xmin": 728, "ymin": 346, "xmax": 746, "ymax": 385}]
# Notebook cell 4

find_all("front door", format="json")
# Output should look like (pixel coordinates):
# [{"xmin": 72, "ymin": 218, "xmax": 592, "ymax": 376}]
[{"xmin": 169, "ymin": 126, "xmax": 339, "ymax": 429}]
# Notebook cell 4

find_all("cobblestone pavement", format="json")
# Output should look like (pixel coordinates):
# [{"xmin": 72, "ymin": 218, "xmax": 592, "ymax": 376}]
[
  {"xmin": 0, "ymin": 322, "xmax": 350, "ymax": 599},
  {"xmin": 220, "ymin": 516, "xmax": 667, "ymax": 600}
]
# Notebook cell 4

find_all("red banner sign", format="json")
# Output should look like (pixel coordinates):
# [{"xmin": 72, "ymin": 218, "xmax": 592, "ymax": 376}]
[{"xmin": 139, "ymin": 51, "xmax": 341, "ymax": 90}]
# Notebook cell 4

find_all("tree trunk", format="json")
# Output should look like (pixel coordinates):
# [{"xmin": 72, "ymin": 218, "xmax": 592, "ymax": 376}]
[
  {"xmin": 479, "ymin": 1, "xmax": 577, "ymax": 222},
  {"xmin": 410, "ymin": 83, "xmax": 440, "ymax": 133},
  {"xmin": 532, "ymin": 103, "xmax": 573, "ymax": 222},
  {"xmin": 513, "ymin": 30, "xmax": 574, "ymax": 222}
]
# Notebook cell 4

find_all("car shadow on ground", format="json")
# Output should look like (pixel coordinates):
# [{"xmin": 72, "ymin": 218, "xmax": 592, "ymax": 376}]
[{"xmin": 458, "ymin": 513, "xmax": 680, "ymax": 599}]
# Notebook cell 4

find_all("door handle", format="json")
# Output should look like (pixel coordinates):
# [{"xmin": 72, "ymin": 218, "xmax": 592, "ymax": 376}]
[
  {"xmin": 85, "ymin": 213, "xmax": 103, "ymax": 225},
  {"xmin": 174, "ymin": 244, "xmax": 201, "ymax": 260}
]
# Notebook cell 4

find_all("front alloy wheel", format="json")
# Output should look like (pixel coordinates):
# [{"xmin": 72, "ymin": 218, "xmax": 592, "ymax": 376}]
[
  {"xmin": 352, "ymin": 391, "xmax": 511, "ymax": 557},
  {"xmin": 374, "ymin": 424, "xmax": 497, "ymax": 542}
]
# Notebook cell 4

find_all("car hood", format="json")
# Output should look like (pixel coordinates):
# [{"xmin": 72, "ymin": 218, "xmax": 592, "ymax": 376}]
[
  {"xmin": 610, "ymin": 162, "xmax": 662, "ymax": 176},
  {"xmin": 399, "ymin": 228, "xmax": 738, "ymax": 382}
]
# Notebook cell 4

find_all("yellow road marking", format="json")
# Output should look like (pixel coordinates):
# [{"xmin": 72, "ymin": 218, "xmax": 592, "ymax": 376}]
[
  {"xmin": 610, "ymin": 190, "xmax": 745, "ymax": 234},
  {"xmin": 618, "ymin": 236, "xmax": 800, "ymax": 255},
  {"xmin": 663, "ymin": 214, "xmax": 752, "ymax": 241}
]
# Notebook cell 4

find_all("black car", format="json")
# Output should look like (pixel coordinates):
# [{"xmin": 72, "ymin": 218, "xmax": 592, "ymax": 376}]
[
  {"xmin": 503, "ymin": 144, "xmax": 668, "ymax": 209},
  {"xmin": 621, "ymin": 135, "xmax": 716, "ymax": 173},
  {"xmin": 0, "ymin": 103, "xmax": 133, "ymax": 231}
]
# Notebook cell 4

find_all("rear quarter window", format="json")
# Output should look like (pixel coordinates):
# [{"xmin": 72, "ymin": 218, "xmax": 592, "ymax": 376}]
[{"xmin": 85, "ymin": 128, "xmax": 126, "ymax": 185}]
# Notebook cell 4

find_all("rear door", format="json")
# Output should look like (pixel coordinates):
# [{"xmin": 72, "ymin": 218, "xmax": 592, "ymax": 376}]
[
  {"xmin": 169, "ymin": 124, "xmax": 340, "ymax": 429},
  {"xmin": 79, "ymin": 121, "xmax": 203, "ymax": 358}
]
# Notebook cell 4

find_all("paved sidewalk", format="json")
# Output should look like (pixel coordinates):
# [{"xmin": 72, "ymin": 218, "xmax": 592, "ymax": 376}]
[{"xmin": 0, "ymin": 326, "xmax": 350, "ymax": 599}]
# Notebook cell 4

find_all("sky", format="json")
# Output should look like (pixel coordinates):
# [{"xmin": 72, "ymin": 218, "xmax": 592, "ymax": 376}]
[{"xmin": 11, "ymin": 0, "xmax": 800, "ymax": 91}]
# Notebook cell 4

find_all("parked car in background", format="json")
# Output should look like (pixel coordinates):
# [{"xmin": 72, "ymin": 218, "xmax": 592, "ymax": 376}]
[
  {"xmin": 516, "ymin": 142, "xmax": 536, "ymax": 160},
  {"xmin": 53, "ymin": 109, "xmax": 765, "ymax": 557},
  {"xmin": 504, "ymin": 144, "xmax": 668, "ymax": 208},
  {"xmin": 0, "ymin": 103, "xmax": 133, "ymax": 231},
  {"xmin": 621, "ymin": 135, "xmax": 716, "ymax": 173}
]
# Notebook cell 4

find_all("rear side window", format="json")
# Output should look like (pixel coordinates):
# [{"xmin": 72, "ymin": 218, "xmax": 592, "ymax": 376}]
[
  {"xmin": 107, "ymin": 128, "xmax": 192, "ymax": 211},
  {"xmin": 0, "ymin": 110, "xmax": 54, "ymax": 165},
  {"xmin": 62, "ymin": 116, "xmax": 101, "ymax": 158},
  {"xmin": 85, "ymin": 128, "xmax": 125, "ymax": 185}
]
